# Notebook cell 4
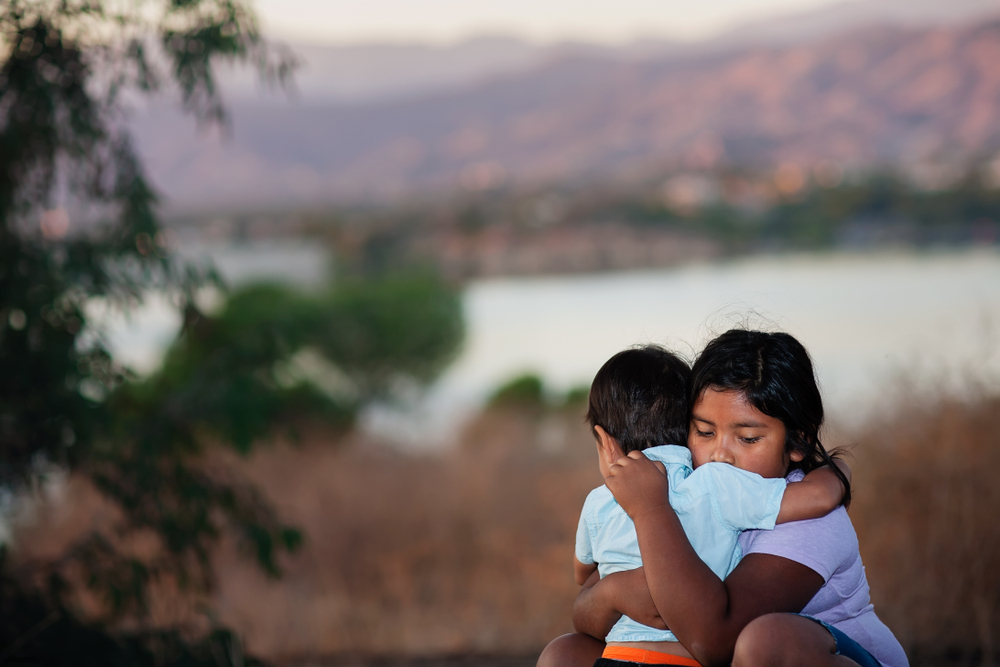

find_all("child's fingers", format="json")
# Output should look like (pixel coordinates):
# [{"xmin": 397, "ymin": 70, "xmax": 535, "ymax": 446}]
[
  {"xmin": 606, "ymin": 457, "xmax": 627, "ymax": 476},
  {"xmin": 607, "ymin": 451, "xmax": 658, "ymax": 478},
  {"xmin": 605, "ymin": 453, "xmax": 671, "ymax": 519},
  {"xmin": 605, "ymin": 458, "xmax": 632, "ymax": 481}
]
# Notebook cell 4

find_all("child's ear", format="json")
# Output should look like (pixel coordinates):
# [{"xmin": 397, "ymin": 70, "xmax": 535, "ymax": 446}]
[
  {"xmin": 789, "ymin": 436, "xmax": 806, "ymax": 463},
  {"xmin": 594, "ymin": 425, "xmax": 622, "ymax": 463}
]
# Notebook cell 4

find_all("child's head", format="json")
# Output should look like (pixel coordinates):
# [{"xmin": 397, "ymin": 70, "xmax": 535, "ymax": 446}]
[
  {"xmin": 689, "ymin": 329, "xmax": 850, "ymax": 501},
  {"xmin": 586, "ymin": 345, "xmax": 691, "ymax": 456}
]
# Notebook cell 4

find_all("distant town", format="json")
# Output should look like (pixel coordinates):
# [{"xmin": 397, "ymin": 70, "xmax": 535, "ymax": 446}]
[{"xmin": 164, "ymin": 163, "xmax": 1000, "ymax": 280}]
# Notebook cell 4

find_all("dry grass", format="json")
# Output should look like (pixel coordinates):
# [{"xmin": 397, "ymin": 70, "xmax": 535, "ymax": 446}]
[
  {"xmin": 848, "ymin": 393, "xmax": 1000, "ymax": 667},
  {"xmin": 7, "ymin": 404, "xmax": 600, "ymax": 661},
  {"xmin": 207, "ymin": 407, "xmax": 598, "ymax": 660},
  {"xmin": 10, "ymin": 393, "xmax": 1000, "ymax": 665},
  {"xmin": 178, "ymin": 406, "xmax": 599, "ymax": 660}
]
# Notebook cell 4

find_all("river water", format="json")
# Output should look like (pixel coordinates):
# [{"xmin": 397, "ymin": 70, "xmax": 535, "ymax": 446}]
[{"xmin": 100, "ymin": 246, "xmax": 1000, "ymax": 448}]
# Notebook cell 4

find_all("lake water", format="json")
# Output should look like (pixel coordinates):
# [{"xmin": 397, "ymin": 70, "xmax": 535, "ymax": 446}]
[{"xmin": 100, "ymin": 246, "xmax": 1000, "ymax": 448}]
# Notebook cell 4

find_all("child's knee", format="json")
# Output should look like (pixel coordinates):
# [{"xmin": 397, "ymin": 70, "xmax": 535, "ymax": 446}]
[
  {"xmin": 733, "ymin": 614, "xmax": 800, "ymax": 667},
  {"xmin": 733, "ymin": 613, "xmax": 842, "ymax": 667},
  {"xmin": 537, "ymin": 633, "xmax": 605, "ymax": 667}
]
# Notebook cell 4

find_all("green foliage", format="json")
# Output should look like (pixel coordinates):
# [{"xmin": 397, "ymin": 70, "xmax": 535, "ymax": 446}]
[
  {"xmin": 0, "ymin": 0, "xmax": 383, "ymax": 654},
  {"xmin": 313, "ymin": 275, "xmax": 466, "ymax": 395},
  {"xmin": 57, "ymin": 275, "xmax": 463, "ymax": 619},
  {"xmin": 0, "ymin": 0, "xmax": 292, "ymax": 484},
  {"xmin": 489, "ymin": 373, "xmax": 545, "ymax": 407},
  {"xmin": 488, "ymin": 375, "xmax": 591, "ymax": 409},
  {"xmin": 562, "ymin": 385, "xmax": 591, "ymax": 406},
  {"xmin": 746, "ymin": 171, "xmax": 1000, "ymax": 249},
  {"xmin": 0, "ymin": 0, "xmax": 463, "ymax": 625}
]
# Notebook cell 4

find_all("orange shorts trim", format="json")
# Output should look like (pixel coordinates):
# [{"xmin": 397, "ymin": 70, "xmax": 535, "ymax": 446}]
[{"xmin": 601, "ymin": 646, "xmax": 701, "ymax": 666}]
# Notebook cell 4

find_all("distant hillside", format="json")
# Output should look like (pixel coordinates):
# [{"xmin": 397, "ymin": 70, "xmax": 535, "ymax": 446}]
[
  {"xmin": 134, "ymin": 17, "xmax": 1000, "ymax": 211},
  {"xmin": 217, "ymin": 0, "xmax": 1000, "ymax": 106},
  {"xmin": 716, "ymin": 0, "xmax": 1000, "ymax": 47}
]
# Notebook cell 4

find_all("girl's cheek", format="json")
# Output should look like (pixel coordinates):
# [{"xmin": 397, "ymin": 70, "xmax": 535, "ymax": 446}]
[{"xmin": 689, "ymin": 449, "xmax": 708, "ymax": 469}]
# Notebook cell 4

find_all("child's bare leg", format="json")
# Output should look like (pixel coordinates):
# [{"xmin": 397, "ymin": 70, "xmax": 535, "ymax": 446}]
[
  {"xmin": 537, "ymin": 633, "xmax": 605, "ymax": 667},
  {"xmin": 733, "ymin": 613, "xmax": 862, "ymax": 667}
]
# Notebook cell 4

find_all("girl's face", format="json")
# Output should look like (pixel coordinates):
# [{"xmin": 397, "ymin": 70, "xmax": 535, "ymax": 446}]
[{"xmin": 688, "ymin": 387, "xmax": 802, "ymax": 478}]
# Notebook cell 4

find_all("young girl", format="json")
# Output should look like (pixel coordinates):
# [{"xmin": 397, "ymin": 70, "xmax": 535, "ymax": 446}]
[{"xmin": 540, "ymin": 330, "xmax": 907, "ymax": 667}]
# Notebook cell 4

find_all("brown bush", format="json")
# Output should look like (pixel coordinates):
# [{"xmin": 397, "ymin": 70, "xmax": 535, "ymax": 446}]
[
  {"xmin": 849, "ymin": 394, "xmax": 1000, "ymax": 667},
  {"xmin": 199, "ymin": 406, "xmax": 599, "ymax": 660}
]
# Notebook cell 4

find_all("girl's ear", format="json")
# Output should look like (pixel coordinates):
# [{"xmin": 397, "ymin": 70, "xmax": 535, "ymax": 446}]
[
  {"xmin": 594, "ymin": 425, "xmax": 623, "ymax": 464},
  {"xmin": 789, "ymin": 435, "xmax": 806, "ymax": 463}
]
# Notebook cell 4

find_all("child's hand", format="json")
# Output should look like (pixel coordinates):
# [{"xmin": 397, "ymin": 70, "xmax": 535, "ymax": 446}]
[{"xmin": 605, "ymin": 451, "xmax": 670, "ymax": 521}]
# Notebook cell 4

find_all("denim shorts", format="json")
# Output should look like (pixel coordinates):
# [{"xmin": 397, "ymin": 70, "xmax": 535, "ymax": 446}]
[{"xmin": 803, "ymin": 615, "xmax": 883, "ymax": 667}]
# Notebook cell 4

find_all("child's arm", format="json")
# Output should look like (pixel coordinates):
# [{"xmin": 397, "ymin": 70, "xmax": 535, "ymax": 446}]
[
  {"xmin": 776, "ymin": 460, "xmax": 852, "ymax": 523},
  {"xmin": 574, "ymin": 557, "xmax": 598, "ymax": 586},
  {"xmin": 574, "ymin": 491, "xmax": 600, "ymax": 586}
]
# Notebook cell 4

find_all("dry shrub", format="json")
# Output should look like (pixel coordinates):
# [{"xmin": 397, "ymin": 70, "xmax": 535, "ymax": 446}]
[
  {"xmin": 206, "ymin": 406, "xmax": 600, "ymax": 661},
  {"xmin": 8, "ymin": 405, "xmax": 600, "ymax": 661},
  {"xmin": 8, "ymin": 475, "xmax": 220, "ymax": 637},
  {"xmin": 849, "ymin": 393, "xmax": 1000, "ymax": 667},
  {"xmin": 28, "ymin": 391, "xmax": 1000, "ymax": 666}
]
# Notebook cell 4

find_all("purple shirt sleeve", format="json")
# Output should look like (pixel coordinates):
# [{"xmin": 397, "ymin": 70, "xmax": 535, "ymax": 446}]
[{"xmin": 737, "ymin": 505, "xmax": 858, "ymax": 582}]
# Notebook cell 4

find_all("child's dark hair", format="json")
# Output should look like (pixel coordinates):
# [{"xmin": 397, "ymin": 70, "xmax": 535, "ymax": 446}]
[
  {"xmin": 689, "ymin": 329, "xmax": 851, "ymax": 505},
  {"xmin": 586, "ymin": 345, "xmax": 691, "ymax": 454}
]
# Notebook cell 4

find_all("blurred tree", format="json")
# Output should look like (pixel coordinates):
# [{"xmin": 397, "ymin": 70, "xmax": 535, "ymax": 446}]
[
  {"xmin": 0, "ymin": 0, "xmax": 291, "ymax": 497},
  {"xmin": 70, "ymin": 274, "xmax": 463, "ymax": 617},
  {"xmin": 488, "ymin": 373, "xmax": 545, "ymax": 408},
  {"xmin": 0, "ymin": 0, "xmax": 465, "ymax": 661}
]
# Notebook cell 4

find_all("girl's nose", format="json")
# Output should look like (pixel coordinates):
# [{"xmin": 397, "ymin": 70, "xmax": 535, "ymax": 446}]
[{"xmin": 710, "ymin": 441, "xmax": 736, "ymax": 465}]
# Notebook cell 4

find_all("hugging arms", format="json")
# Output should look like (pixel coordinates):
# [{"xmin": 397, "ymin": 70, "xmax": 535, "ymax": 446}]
[
  {"xmin": 581, "ymin": 452, "xmax": 836, "ymax": 667},
  {"xmin": 540, "ymin": 330, "xmax": 907, "ymax": 667}
]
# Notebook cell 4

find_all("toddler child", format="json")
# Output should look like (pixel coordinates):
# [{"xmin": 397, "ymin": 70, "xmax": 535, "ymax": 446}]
[{"xmin": 575, "ymin": 345, "xmax": 849, "ymax": 667}]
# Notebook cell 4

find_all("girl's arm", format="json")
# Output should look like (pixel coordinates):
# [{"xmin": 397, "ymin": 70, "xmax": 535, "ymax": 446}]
[
  {"xmin": 574, "ymin": 557, "xmax": 598, "ymax": 587},
  {"xmin": 604, "ymin": 451, "xmax": 825, "ymax": 667},
  {"xmin": 573, "ymin": 566, "xmax": 667, "ymax": 639},
  {"xmin": 776, "ymin": 460, "xmax": 852, "ymax": 523}
]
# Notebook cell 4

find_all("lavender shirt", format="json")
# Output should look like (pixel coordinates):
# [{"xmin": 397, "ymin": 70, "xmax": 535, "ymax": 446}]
[{"xmin": 738, "ymin": 472, "xmax": 909, "ymax": 667}]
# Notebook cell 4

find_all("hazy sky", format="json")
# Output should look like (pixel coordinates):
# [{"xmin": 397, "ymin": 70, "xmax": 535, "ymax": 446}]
[{"xmin": 253, "ymin": 0, "xmax": 848, "ymax": 45}]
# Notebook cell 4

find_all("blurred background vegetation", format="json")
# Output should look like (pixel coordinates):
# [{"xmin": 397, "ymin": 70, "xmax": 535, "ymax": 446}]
[{"xmin": 0, "ymin": 1, "xmax": 463, "ymax": 663}]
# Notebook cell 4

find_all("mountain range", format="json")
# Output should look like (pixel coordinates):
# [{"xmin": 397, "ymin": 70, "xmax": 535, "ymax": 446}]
[{"xmin": 130, "ymin": 0, "xmax": 1000, "ymax": 212}]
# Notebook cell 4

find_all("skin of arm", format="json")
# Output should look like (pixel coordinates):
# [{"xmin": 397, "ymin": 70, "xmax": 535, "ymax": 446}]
[
  {"xmin": 776, "ymin": 459, "xmax": 853, "ymax": 523},
  {"xmin": 603, "ymin": 451, "xmax": 826, "ymax": 667},
  {"xmin": 573, "ymin": 566, "xmax": 666, "ymax": 639},
  {"xmin": 574, "ymin": 557, "xmax": 598, "ymax": 587}
]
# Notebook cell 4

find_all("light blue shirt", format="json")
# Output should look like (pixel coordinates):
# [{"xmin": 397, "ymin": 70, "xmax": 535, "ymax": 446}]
[{"xmin": 575, "ymin": 445, "xmax": 786, "ymax": 643}]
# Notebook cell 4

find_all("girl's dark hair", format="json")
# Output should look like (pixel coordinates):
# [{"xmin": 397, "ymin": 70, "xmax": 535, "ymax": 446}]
[
  {"xmin": 689, "ymin": 329, "xmax": 851, "ymax": 505},
  {"xmin": 586, "ymin": 345, "xmax": 690, "ymax": 454}
]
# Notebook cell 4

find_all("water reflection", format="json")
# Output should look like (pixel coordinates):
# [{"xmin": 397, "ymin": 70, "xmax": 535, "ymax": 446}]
[{"xmin": 364, "ymin": 250, "xmax": 1000, "ymax": 446}]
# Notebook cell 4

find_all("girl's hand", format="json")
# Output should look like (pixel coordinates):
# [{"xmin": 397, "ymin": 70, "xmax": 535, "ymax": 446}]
[{"xmin": 605, "ymin": 450, "xmax": 670, "ymax": 521}]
